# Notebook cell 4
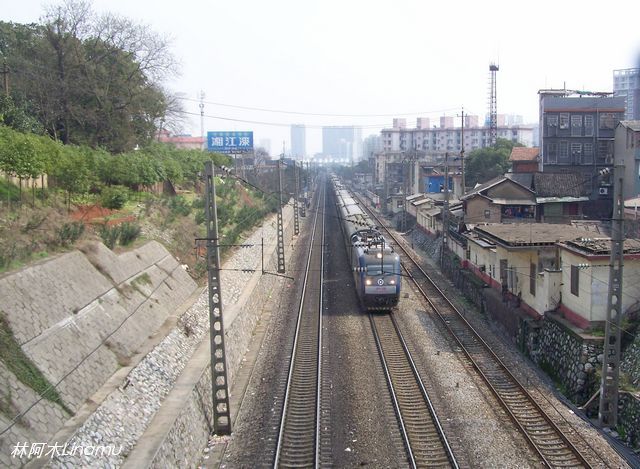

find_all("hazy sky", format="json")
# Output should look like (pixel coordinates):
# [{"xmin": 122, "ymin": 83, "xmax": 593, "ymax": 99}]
[{"xmin": 4, "ymin": 0, "xmax": 640, "ymax": 155}]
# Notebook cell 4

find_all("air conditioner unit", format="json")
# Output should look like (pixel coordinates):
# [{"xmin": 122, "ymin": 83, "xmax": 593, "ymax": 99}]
[{"xmin": 599, "ymin": 187, "xmax": 609, "ymax": 195}]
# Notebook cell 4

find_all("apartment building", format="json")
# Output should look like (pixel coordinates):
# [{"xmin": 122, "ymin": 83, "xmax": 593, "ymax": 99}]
[
  {"xmin": 380, "ymin": 116, "xmax": 534, "ymax": 155},
  {"xmin": 614, "ymin": 120, "xmax": 640, "ymax": 200},
  {"xmin": 614, "ymin": 68, "xmax": 640, "ymax": 120},
  {"xmin": 538, "ymin": 90, "xmax": 625, "ymax": 218}
]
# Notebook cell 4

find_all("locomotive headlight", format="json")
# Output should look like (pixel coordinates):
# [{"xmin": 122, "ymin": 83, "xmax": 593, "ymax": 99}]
[
  {"xmin": 376, "ymin": 253, "xmax": 383, "ymax": 259},
  {"xmin": 365, "ymin": 278, "xmax": 372, "ymax": 286},
  {"xmin": 389, "ymin": 279, "xmax": 396, "ymax": 285}
]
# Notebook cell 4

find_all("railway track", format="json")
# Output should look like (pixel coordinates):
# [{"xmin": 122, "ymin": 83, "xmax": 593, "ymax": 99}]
[
  {"xmin": 370, "ymin": 312, "xmax": 458, "ymax": 468},
  {"xmin": 273, "ymin": 183, "xmax": 325, "ymax": 468},
  {"xmin": 358, "ymin": 196, "xmax": 594, "ymax": 468}
]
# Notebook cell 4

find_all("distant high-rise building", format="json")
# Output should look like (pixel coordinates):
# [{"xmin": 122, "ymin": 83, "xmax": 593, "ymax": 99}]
[
  {"xmin": 322, "ymin": 126, "xmax": 362, "ymax": 161},
  {"xmin": 362, "ymin": 134, "xmax": 382, "ymax": 161},
  {"xmin": 290, "ymin": 124, "xmax": 306, "ymax": 159},
  {"xmin": 613, "ymin": 68, "xmax": 640, "ymax": 120}
]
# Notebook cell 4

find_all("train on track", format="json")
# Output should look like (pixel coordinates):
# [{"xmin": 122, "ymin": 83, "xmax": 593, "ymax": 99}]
[{"xmin": 331, "ymin": 176, "xmax": 401, "ymax": 311}]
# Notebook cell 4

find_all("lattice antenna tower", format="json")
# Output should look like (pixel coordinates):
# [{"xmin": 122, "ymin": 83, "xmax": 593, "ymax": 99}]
[{"xmin": 489, "ymin": 63, "xmax": 499, "ymax": 146}]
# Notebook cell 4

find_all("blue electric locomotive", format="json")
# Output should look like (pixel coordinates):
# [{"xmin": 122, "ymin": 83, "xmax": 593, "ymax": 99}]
[{"xmin": 332, "ymin": 177, "xmax": 401, "ymax": 311}]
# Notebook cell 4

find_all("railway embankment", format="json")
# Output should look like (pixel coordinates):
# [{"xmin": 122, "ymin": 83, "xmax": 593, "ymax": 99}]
[
  {"xmin": 0, "ymin": 202, "xmax": 296, "ymax": 468},
  {"xmin": 0, "ymin": 240, "xmax": 197, "ymax": 467},
  {"xmin": 124, "ymin": 204, "xmax": 297, "ymax": 468}
]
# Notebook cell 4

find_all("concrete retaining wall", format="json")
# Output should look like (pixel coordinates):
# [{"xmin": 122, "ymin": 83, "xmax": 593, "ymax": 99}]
[
  {"xmin": 131, "ymin": 205, "xmax": 297, "ymax": 468},
  {"xmin": 0, "ymin": 241, "xmax": 197, "ymax": 468}
]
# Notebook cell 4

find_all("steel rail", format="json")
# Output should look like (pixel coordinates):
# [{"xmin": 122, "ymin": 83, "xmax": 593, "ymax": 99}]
[
  {"xmin": 274, "ymin": 182, "xmax": 325, "ymax": 468},
  {"xmin": 358, "ymin": 195, "xmax": 592, "ymax": 468},
  {"xmin": 370, "ymin": 312, "xmax": 459, "ymax": 468}
]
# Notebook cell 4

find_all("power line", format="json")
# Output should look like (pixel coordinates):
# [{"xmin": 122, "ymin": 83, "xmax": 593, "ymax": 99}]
[
  {"xmin": 175, "ymin": 109, "xmax": 408, "ymax": 130},
  {"xmin": 177, "ymin": 96, "xmax": 458, "ymax": 118}
]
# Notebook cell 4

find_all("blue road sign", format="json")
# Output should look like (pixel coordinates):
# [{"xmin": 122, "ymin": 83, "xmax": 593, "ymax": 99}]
[{"xmin": 207, "ymin": 131, "xmax": 254, "ymax": 153}]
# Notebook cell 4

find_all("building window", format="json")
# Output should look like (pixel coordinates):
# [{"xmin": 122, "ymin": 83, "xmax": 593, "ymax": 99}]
[
  {"xmin": 484, "ymin": 210, "xmax": 491, "ymax": 219},
  {"xmin": 559, "ymin": 141, "xmax": 569, "ymax": 162},
  {"xmin": 571, "ymin": 115, "xmax": 582, "ymax": 136},
  {"xmin": 584, "ymin": 115, "xmax": 594, "ymax": 136},
  {"xmin": 583, "ymin": 143, "xmax": 593, "ymax": 164},
  {"xmin": 559, "ymin": 113, "xmax": 570, "ymax": 129},
  {"xmin": 547, "ymin": 142, "xmax": 558, "ymax": 163},
  {"xmin": 599, "ymin": 113, "xmax": 615, "ymax": 130},
  {"xmin": 530, "ymin": 263, "xmax": 536, "ymax": 296},
  {"xmin": 546, "ymin": 115, "xmax": 558, "ymax": 136},
  {"xmin": 571, "ymin": 143, "xmax": 582, "ymax": 163},
  {"xmin": 598, "ymin": 140, "xmax": 613, "ymax": 160},
  {"xmin": 571, "ymin": 265, "xmax": 579, "ymax": 296}
]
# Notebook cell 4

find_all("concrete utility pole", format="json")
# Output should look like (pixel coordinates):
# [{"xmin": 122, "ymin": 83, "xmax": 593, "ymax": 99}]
[
  {"xmin": 459, "ymin": 107, "xmax": 466, "ymax": 196},
  {"xmin": 293, "ymin": 161, "xmax": 300, "ymax": 236},
  {"xmin": 277, "ymin": 159, "xmax": 286, "ymax": 273},
  {"xmin": 384, "ymin": 161, "xmax": 389, "ymax": 215},
  {"xmin": 203, "ymin": 161, "xmax": 231, "ymax": 435},
  {"xmin": 598, "ymin": 162, "xmax": 625, "ymax": 428},
  {"xmin": 440, "ymin": 152, "xmax": 450, "ymax": 268},
  {"xmin": 199, "ymin": 90, "xmax": 205, "ymax": 141}
]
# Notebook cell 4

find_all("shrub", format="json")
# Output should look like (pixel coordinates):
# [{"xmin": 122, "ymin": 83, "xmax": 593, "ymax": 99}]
[
  {"xmin": 100, "ymin": 185, "xmax": 129, "ymax": 209},
  {"xmin": 194, "ymin": 209, "xmax": 206, "ymax": 225},
  {"xmin": 169, "ymin": 195, "xmax": 191, "ymax": 217},
  {"xmin": 118, "ymin": 222, "xmax": 141, "ymax": 246},
  {"xmin": 99, "ymin": 224, "xmax": 120, "ymax": 249},
  {"xmin": 57, "ymin": 222, "xmax": 85, "ymax": 246}
]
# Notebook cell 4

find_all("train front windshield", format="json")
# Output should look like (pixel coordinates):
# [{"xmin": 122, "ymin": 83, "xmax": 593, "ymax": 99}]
[{"xmin": 366, "ymin": 263, "xmax": 397, "ymax": 276}]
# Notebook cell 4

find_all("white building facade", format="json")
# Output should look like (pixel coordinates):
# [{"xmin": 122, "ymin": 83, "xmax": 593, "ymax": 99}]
[{"xmin": 381, "ymin": 116, "xmax": 534, "ymax": 154}]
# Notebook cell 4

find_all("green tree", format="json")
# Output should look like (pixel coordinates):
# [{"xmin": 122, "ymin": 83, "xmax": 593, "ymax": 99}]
[
  {"xmin": 0, "ymin": 95, "xmax": 43, "ymax": 134},
  {"xmin": 0, "ymin": 0, "xmax": 179, "ymax": 152},
  {"xmin": 50, "ymin": 145, "xmax": 92, "ymax": 209},
  {"xmin": 0, "ymin": 129, "xmax": 48, "ymax": 201},
  {"xmin": 464, "ymin": 138, "xmax": 521, "ymax": 188}
]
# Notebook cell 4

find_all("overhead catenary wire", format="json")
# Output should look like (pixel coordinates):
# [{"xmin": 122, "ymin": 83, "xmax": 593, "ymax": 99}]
[
  {"xmin": 175, "ymin": 109, "xmax": 412, "ymax": 130},
  {"xmin": 178, "ymin": 96, "xmax": 459, "ymax": 118}
]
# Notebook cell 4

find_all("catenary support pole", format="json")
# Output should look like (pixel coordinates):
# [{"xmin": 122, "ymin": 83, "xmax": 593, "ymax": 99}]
[{"xmin": 204, "ymin": 161, "xmax": 231, "ymax": 435}]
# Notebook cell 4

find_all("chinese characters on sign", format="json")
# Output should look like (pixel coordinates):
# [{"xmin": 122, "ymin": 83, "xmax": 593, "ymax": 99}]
[
  {"xmin": 11, "ymin": 442, "xmax": 123, "ymax": 459},
  {"xmin": 207, "ymin": 131, "xmax": 254, "ymax": 153}
]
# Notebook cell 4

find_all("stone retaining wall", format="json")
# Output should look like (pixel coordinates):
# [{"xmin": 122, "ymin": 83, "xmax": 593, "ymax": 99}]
[
  {"xmin": 533, "ymin": 314, "xmax": 602, "ymax": 403},
  {"xmin": 0, "ymin": 241, "xmax": 197, "ymax": 468},
  {"xmin": 622, "ymin": 333, "xmax": 640, "ymax": 387},
  {"xmin": 618, "ymin": 392, "xmax": 640, "ymax": 450}
]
